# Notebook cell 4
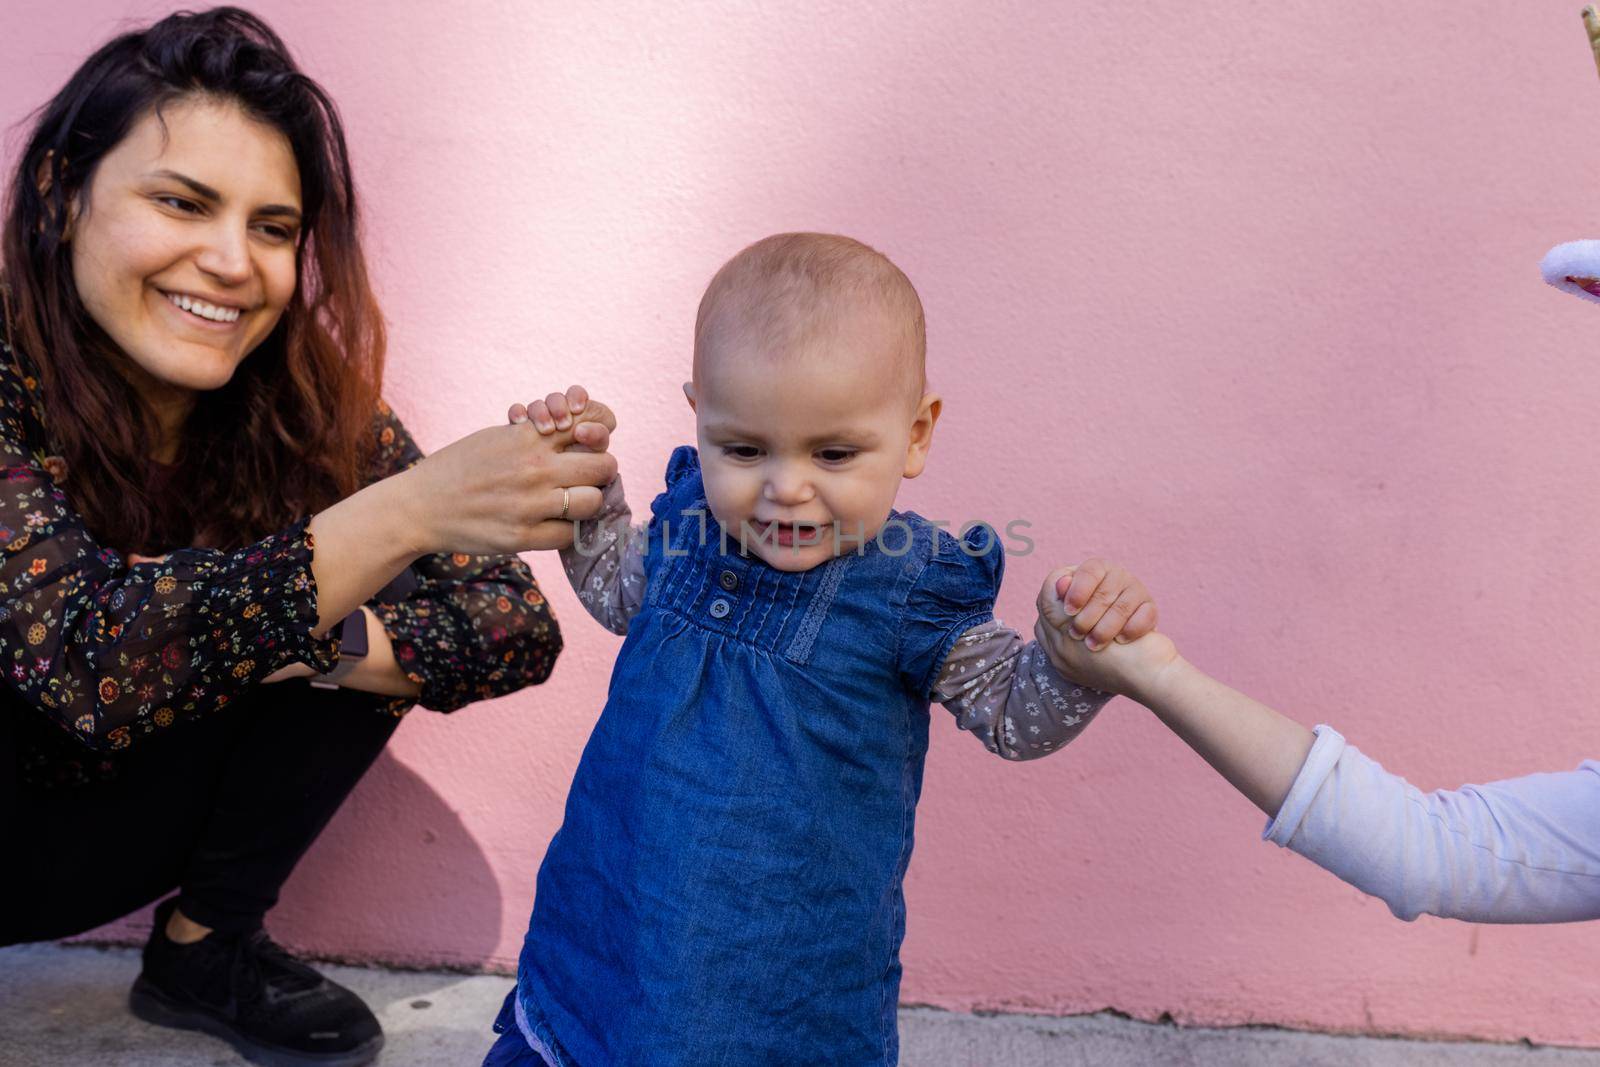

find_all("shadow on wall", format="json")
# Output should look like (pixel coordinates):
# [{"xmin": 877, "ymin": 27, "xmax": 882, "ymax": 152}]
[{"xmin": 69, "ymin": 750, "xmax": 502, "ymax": 971}]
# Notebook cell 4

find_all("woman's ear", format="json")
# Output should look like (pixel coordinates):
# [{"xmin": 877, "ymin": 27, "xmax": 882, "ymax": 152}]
[
  {"xmin": 902, "ymin": 393, "xmax": 942, "ymax": 479},
  {"xmin": 682, "ymin": 381, "xmax": 697, "ymax": 412},
  {"xmin": 34, "ymin": 151, "xmax": 76, "ymax": 240},
  {"xmin": 34, "ymin": 151, "xmax": 59, "ymax": 196}
]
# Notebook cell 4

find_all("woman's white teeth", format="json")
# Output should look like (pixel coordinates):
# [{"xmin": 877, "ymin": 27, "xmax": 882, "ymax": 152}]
[{"xmin": 166, "ymin": 292, "xmax": 241, "ymax": 323}]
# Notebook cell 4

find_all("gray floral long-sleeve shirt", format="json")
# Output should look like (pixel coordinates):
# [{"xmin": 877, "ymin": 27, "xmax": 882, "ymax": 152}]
[{"xmin": 560, "ymin": 477, "xmax": 1112, "ymax": 760}]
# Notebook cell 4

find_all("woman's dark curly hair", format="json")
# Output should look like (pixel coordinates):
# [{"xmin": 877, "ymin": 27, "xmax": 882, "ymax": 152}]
[{"xmin": 2, "ymin": 6, "xmax": 384, "ymax": 552}]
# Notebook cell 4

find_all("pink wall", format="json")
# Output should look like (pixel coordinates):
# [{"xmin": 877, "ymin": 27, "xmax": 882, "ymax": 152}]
[{"xmin": 8, "ymin": 0, "xmax": 1600, "ymax": 1047}]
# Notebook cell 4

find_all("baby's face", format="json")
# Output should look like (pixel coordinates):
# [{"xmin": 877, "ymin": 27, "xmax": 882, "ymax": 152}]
[{"xmin": 689, "ymin": 310, "xmax": 936, "ymax": 573}]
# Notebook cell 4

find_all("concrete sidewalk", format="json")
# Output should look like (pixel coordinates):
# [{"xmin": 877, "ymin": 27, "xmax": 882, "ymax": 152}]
[{"xmin": 2, "ymin": 943, "xmax": 1597, "ymax": 1066}]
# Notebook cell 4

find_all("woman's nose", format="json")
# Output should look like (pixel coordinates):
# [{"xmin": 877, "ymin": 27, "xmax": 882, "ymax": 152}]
[{"xmin": 193, "ymin": 222, "xmax": 253, "ymax": 286}]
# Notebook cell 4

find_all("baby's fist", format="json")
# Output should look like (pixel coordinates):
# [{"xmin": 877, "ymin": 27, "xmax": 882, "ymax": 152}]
[
  {"xmin": 1036, "ymin": 565, "xmax": 1177, "ymax": 699},
  {"xmin": 1053, "ymin": 557, "xmax": 1157, "ymax": 649},
  {"xmin": 508, "ymin": 385, "xmax": 615, "ymax": 453}
]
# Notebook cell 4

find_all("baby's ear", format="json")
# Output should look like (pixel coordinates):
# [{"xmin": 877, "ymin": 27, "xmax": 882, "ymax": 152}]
[
  {"xmin": 682, "ymin": 381, "xmax": 697, "ymax": 412},
  {"xmin": 903, "ymin": 392, "xmax": 942, "ymax": 479}
]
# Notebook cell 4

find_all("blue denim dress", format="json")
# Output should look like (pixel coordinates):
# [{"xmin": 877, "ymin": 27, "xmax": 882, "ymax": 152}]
[{"xmin": 514, "ymin": 447, "xmax": 1002, "ymax": 1065}]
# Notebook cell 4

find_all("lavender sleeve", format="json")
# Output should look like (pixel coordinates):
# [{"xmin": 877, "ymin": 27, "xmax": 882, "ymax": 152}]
[
  {"xmin": 931, "ymin": 619, "xmax": 1114, "ymax": 760},
  {"xmin": 557, "ymin": 477, "xmax": 647, "ymax": 635},
  {"xmin": 1265, "ymin": 725, "xmax": 1600, "ymax": 923}
]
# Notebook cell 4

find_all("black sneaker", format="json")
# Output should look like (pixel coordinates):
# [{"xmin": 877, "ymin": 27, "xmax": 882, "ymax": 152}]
[{"xmin": 129, "ymin": 897, "xmax": 384, "ymax": 1067}]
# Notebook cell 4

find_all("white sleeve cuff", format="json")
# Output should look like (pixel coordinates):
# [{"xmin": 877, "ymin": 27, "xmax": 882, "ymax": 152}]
[{"xmin": 1262, "ymin": 724, "xmax": 1347, "ymax": 847}]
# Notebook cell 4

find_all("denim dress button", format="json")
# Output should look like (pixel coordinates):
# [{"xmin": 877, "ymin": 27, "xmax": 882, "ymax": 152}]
[
  {"xmin": 708, "ymin": 598, "xmax": 731, "ymax": 619},
  {"xmin": 718, "ymin": 570, "xmax": 740, "ymax": 592}
]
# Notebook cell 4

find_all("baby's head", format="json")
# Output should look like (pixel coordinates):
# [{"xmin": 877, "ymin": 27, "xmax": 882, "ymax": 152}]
[{"xmin": 686, "ymin": 233, "xmax": 940, "ymax": 572}]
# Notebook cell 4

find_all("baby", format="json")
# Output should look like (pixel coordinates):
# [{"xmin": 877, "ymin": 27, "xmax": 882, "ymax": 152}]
[{"xmin": 487, "ymin": 233, "xmax": 1155, "ymax": 1066}]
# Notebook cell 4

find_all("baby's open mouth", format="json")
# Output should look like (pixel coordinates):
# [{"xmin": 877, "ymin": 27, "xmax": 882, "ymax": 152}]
[{"xmin": 747, "ymin": 520, "xmax": 828, "ymax": 548}]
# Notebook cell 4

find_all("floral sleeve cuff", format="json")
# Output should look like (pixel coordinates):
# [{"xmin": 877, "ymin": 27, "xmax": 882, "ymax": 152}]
[
  {"xmin": 368, "ymin": 565, "xmax": 562, "ymax": 714},
  {"xmin": 368, "ymin": 597, "xmax": 473, "ymax": 711},
  {"xmin": 187, "ymin": 516, "xmax": 339, "ymax": 679}
]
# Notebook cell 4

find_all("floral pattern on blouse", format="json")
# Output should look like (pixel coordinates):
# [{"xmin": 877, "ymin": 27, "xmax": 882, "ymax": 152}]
[{"xmin": 0, "ymin": 330, "xmax": 561, "ymax": 780}]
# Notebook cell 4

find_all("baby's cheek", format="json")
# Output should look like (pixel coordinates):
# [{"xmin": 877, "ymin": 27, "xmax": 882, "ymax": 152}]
[
  {"xmin": 699, "ymin": 469, "xmax": 751, "ymax": 530},
  {"xmin": 840, "ymin": 469, "xmax": 905, "ymax": 538}
]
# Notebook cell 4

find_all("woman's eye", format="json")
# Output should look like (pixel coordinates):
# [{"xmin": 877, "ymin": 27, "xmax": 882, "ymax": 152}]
[
  {"xmin": 156, "ymin": 195, "xmax": 202, "ymax": 214},
  {"xmin": 253, "ymin": 222, "xmax": 296, "ymax": 242},
  {"xmin": 816, "ymin": 449, "xmax": 857, "ymax": 464},
  {"xmin": 722, "ymin": 445, "xmax": 761, "ymax": 460}
]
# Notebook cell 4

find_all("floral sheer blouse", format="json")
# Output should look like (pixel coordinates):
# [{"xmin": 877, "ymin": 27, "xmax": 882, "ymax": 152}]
[{"xmin": 0, "ymin": 331, "xmax": 561, "ymax": 786}]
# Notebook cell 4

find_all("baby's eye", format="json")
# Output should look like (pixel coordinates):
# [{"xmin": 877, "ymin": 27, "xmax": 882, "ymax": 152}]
[
  {"xmin": 721, "ymin": 445, "xmax": 762, "ymax": 461},
  {"xmin": 815, "ymin": 448, "xmax": 858, "ymax": 465}
]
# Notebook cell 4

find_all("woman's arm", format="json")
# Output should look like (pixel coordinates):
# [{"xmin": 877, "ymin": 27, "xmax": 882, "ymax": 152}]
[
  {"xmin": 313, "ymin": 402, "xmax": 589, "ymax": 710},
  {"xmin": 305, "ymin": 412, "xmax": 614, "ymax": 635},
  {"xmin": 0, "ymin": 388, "xmax": 613, "ymax": 750},
  {"xmin": 262, "ymin": 605, "xmax": 422, "ymax": 698},
  {"xmin": 0, "ymin": 444, "xmax": 340, "ymax": 751}
]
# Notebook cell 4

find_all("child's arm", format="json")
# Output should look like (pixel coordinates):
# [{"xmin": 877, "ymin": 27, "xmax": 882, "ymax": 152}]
[
  {"xmin": 559, "ymin": 478, "xmax": 647, "ymax": 635},
  {"xmin": 934, "ymin": 624, "xmax": 1110, "ymax": 759},
  {"xmin": 1039, "ymin": 569, "xmax": 1600, "ymax": 924},
  {"xmin": 514, "ymin": 389, "xmax": 646, "ymax": 635},
  {"xmin": 934, "ymin": 558, "xmax": 1155, "ymax": 760}
]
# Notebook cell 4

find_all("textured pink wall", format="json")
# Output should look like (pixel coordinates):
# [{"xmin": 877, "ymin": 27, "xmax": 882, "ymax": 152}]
[{"xmin": 8, "ymin": 0, "xmax": 1600, "ymax": 1047}]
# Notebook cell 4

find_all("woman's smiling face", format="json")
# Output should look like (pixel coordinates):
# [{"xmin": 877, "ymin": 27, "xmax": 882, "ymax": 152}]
[{"xmin": 69, "ymin": 95, "xmax": 302, "ymax": 416}]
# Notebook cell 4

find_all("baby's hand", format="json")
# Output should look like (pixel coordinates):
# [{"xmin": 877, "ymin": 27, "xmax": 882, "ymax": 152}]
[
  {"xmin": 1052, "ymin": 557, "xmax": 1157, "ymax": 650},
  {"xmin": 508, "ymin": 385, "xmax": 615, "ymax": 453},
  {"xmin": 1036, "ymin": 565, "xmax": 1178, "ymax": 699}
]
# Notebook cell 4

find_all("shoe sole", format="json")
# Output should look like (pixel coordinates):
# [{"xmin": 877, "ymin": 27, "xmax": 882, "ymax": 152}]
[{"xmin": 130, "ymin": 976, "xmax": 385, "ymax": 1067}]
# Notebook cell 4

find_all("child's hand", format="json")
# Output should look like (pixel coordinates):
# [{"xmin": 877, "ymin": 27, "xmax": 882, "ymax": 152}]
[
  {"xmin": 508, "ymin": 385, "xmax": 615, "ymax": 454},
  {"xmin": 1052, "ymin": 557, "xmax": 1157, "ymax": 650},
  {"xmin": 1035, "ymin": 564, "xmax": 1178, "ymax": 699}
]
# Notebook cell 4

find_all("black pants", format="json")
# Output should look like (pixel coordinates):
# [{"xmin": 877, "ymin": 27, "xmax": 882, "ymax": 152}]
[{"xmin": 0, "ymin": 682, "xmax": 400, "ymax": 945}]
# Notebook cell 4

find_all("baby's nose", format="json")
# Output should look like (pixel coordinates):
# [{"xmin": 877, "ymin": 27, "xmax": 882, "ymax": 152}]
[{"xmin": 763, "ymin": 470, "xmax": 815, "ymax": 505}]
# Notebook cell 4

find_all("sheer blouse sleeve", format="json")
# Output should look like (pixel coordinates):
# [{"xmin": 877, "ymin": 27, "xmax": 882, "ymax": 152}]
[
  {"xmin": 360, "ymin": 402, "xmax": 562, "ymax": 712},
  {"xmin": 0, "ymin": 339, "xmax": 337, "ymax": 752}
]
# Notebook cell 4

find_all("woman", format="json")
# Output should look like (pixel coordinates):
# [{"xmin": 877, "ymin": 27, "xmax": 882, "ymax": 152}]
[{"xmin": 0, "ymin": 9, "xmax": 614, "ymax": 1066}]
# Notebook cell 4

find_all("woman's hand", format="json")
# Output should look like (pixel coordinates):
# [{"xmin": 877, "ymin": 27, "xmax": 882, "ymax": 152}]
[
  {"xmin": 262, "ymin": 662, "xmax": 317, "ymax": 683},
  {"xmin": 396, "ymin": 396, "xmax": 618, "ymax": 557},
  {"xmin": 308, "ymin": 390, "xmax": 616, "ymax": 633}
]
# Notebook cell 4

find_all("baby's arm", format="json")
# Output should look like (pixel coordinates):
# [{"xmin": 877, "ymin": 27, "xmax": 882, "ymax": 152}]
[
  {"xmin": 934, "ymin": 558, "xmax": 1155, "ymax": 759},
  {"xmin": 1039, "ymin": 569, "xmax": 1600, "ymax": 923},
  {"xmin": 560, "ymin": 478, "xmax": 647, "ymax": 635},
  {"xmin": 933, "ymin": 621, "xmax": 1112, "ymax": 759},
  {"xmin": 514, "ymin": 388, "xmax": 647, "ymax": 635}
]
